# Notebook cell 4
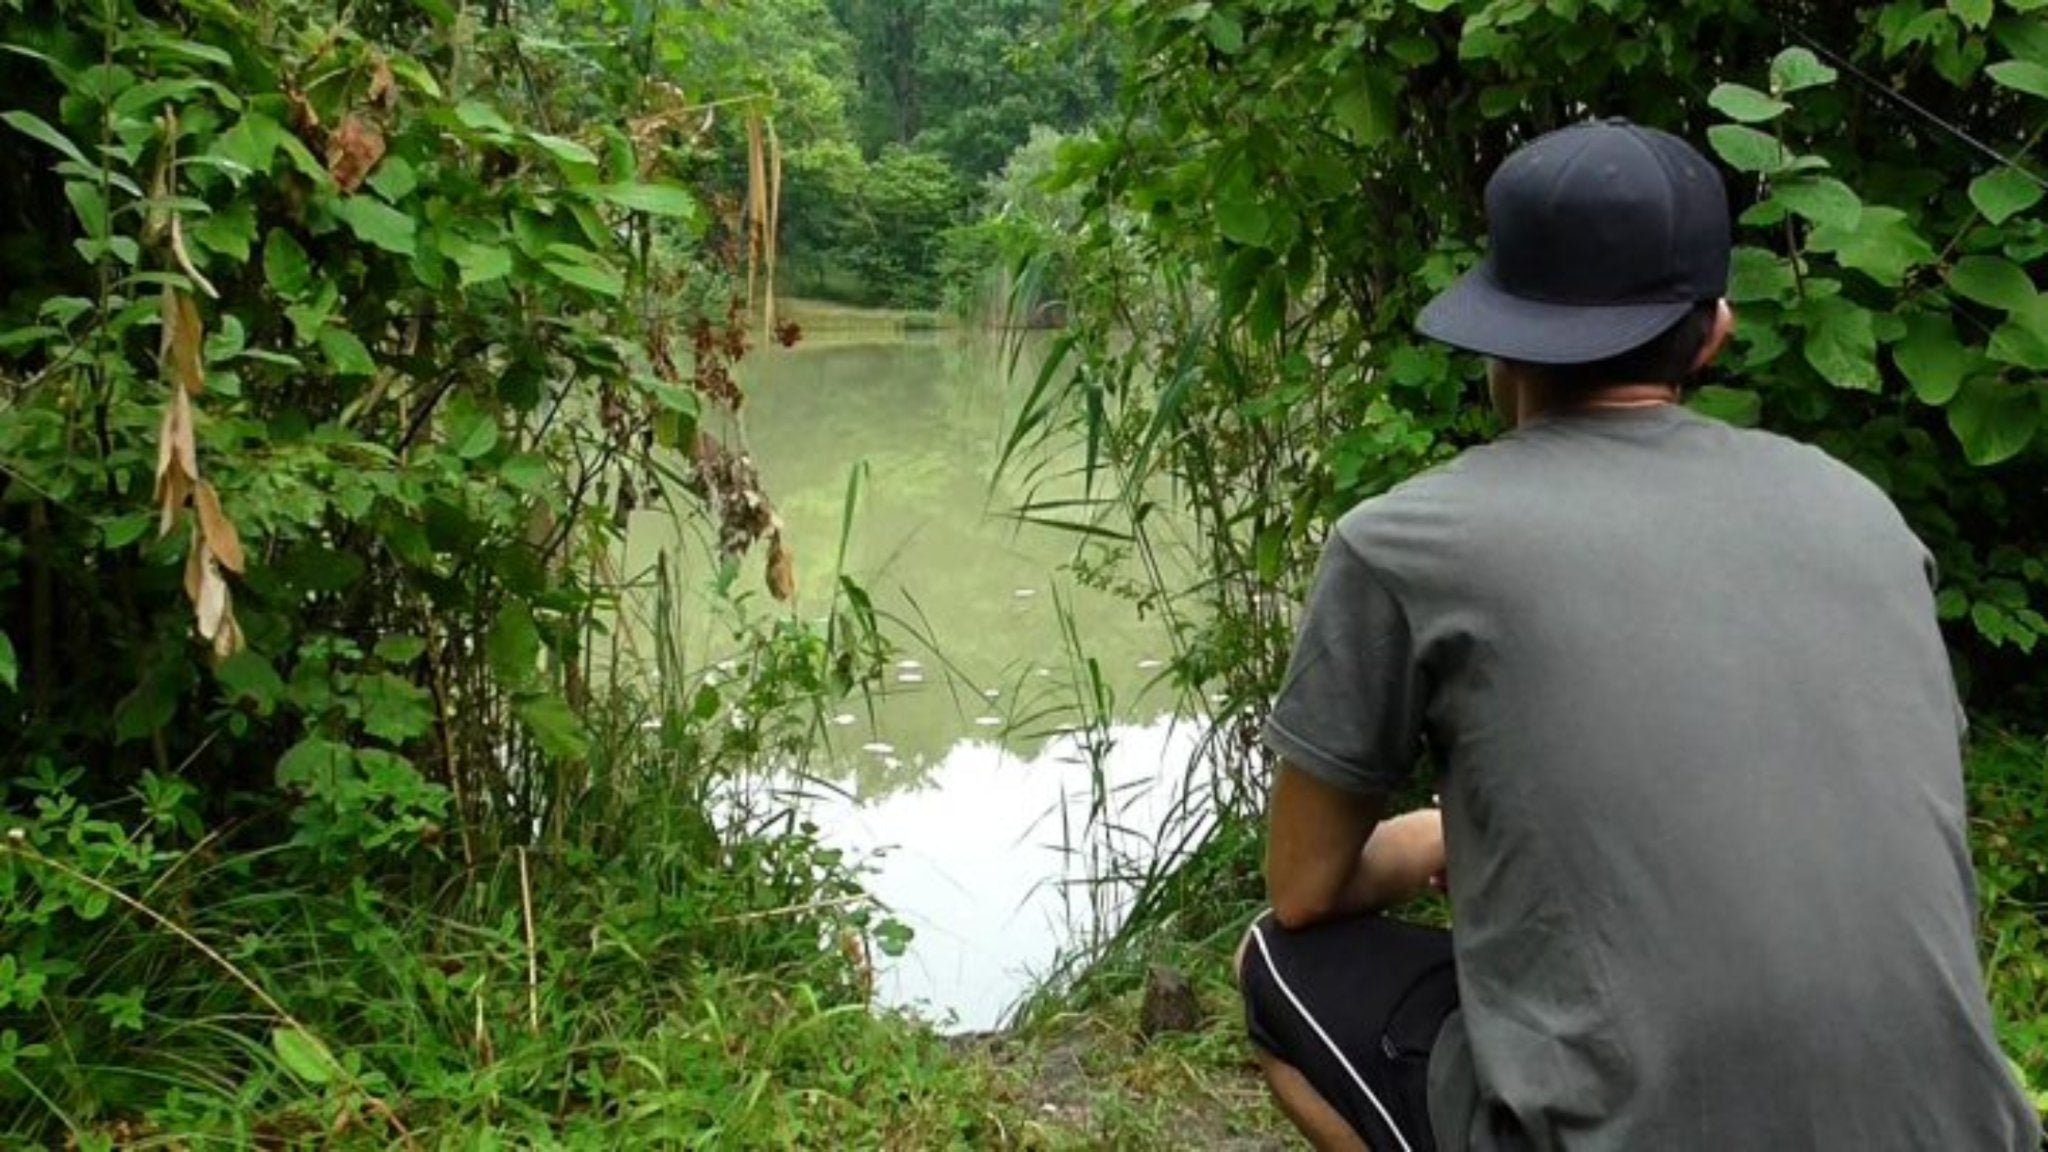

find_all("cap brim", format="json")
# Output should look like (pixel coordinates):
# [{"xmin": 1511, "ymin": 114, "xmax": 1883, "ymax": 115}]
[{"xmin": 1416, "ymin": 261, "xmax": 1697, "ymax": 365}]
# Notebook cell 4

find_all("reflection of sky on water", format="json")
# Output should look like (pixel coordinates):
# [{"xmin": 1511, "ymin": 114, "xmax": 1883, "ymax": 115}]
[
  {"xmin": 771, "ymin": 715, "xmax": 1207, "ymax": 1032},
  {"xmin": 627, "ymin": 337, "xmax": 1205, "ymax": 1029}
]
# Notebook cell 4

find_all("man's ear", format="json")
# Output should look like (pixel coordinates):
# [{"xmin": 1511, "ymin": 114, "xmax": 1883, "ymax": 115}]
[{"xmin": 1693, "ymin": 299, "xmax": 1736, "ymax": 372}]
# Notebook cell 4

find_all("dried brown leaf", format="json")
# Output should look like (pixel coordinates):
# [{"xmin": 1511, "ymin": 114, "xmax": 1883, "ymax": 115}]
[
  {"xmin": 211, "ymin": 601, "xmax": 244, "ymax": 660},
  {"xmin": 195, "ymin": 548, "xmax": 228, "ymax": 641},
  {"xmin": 154, "ymin": 393, "xmax": 178, "ymax": 486},
  {"xmin": 327, "ymin": 115, "xmax": 387, "ymax": 196},
  {"xmin": 367, "ymin": 58, "xmax": 397, "ymax": 111},
  {"xmin": 163, "ymin": 289, "xmax": 205, "ymax": 395},
  {"xmin": 766, "ymin": 533, "xmax": 796, "ymax": 602},
  {"xmin": 193, "ymin": 480, "xmax": 246, "ymax": 574},
  {"xmin": 171, "ymin": 387, "xmax": 198, "ymax": 483},
  {"xmin": 183, "ymin": 525, "xmax": 204, "ymax": 604},
  {"xmin": 170, "ymin": 215, "xmax": 219, "ymax": 300},
  {"xmin": 158, "ymin": 468, "xmax": 193, "ymax": 538}
]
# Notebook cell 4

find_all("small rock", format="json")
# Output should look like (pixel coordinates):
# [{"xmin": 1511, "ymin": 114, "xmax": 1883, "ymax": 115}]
[{"xmin": 1139, "ymin": 964, "xmax": 1204, "ymax": 1041}]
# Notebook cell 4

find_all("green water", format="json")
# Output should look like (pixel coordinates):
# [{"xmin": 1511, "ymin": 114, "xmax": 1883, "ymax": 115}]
[
  {"xmin": 623, "ymin": 335, "xmax": 1199, "ymax": 1029},
  {"xmin": 629, "ymin": 335, "xmax": 1181, "ymax": 796}
]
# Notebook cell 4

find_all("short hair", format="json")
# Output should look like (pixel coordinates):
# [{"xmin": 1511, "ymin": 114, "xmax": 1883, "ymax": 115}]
[{"xmin": 1519, "ymin": 301, "xmax": 1721, "ymax": 391}]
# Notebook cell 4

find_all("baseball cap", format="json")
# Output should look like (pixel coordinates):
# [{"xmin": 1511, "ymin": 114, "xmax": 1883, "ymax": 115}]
[{"xmin": 1416, "ymin": 118, "xmax": 1732, "ymax": 365}]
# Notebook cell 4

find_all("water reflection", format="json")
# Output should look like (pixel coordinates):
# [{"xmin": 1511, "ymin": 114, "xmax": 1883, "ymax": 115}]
[
  {"xmin": 628, "ymin": 336, "xmax": 1190, "ymax": 1027},
  {"xmin": 772, "ymin": 716, "xmax": 1203, "ymax": 1032}
]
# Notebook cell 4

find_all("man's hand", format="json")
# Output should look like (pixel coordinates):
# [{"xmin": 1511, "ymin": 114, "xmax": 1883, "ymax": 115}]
[
  {"xmin": 1265, "ymin": 763, "xmax": 1446, "ymax": 930},
  {"xmin": 1363, "ymin": 808, "xmax": 1447, "ymax": 902}
]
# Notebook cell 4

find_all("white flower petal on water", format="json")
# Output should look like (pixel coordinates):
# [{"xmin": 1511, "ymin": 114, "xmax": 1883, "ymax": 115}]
[
  {"xmin": 882, "ymin": 757, "xmax": 903, "ymax": 771},
  {"xmin": 897, "ymin": 672, "xmax": 925, "ymax": 684},
  {"xmin": 831, "ymin": 713, "xmax": 857, "ymax": 726},
  {"xmin": 896, "ymin": 659, "xmax": 923, "ymax": 671},
  {"xmin": 974, "ymin": 716, "xmax": 1003, "ymax": 728},
  {"xmin": 1012, "ymin": 588, "xmax": 1037, "ymax": 599},
  {"xmin": 982, "ymin": 688, "xmax": 1000, "ymax": 699},
  {"xmin": 1137, "ymin": 658, "xmax": 1165, "ymax": 670},
  {"xmin": 861, "ymin": 742, "xmax": 896, "ymax": 756}
]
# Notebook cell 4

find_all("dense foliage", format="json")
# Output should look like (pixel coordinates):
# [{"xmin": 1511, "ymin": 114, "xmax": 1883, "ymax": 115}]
[
  {"xmin": 1015, "ymin": 0, "xmax": 2048, "ymax": 1105},
  {"xmin": 0, "ymin": 0, "xmax": 980, "ymax": 1140}
]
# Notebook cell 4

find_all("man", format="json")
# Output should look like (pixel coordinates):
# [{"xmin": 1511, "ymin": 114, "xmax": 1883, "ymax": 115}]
[{"xmin": 1236, "ymin": 118, "xmax": 2042, "ymax": 1151}]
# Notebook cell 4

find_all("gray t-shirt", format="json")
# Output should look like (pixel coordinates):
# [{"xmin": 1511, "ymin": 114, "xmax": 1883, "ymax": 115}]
[{"xmin": 1266, "ymin": 405, "xmax": 2040, "ymax": 1151}]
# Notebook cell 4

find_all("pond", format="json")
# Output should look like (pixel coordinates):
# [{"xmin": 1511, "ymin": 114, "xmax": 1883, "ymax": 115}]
[{"xmin": 627, "ymin": 333, "xmax": 1204, "ymax": 1032}]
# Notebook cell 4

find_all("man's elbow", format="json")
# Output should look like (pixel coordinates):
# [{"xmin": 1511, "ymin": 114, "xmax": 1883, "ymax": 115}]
[{"xmin": 1267, "ymin": 888, "xmax": 1337, "ymax": 932}]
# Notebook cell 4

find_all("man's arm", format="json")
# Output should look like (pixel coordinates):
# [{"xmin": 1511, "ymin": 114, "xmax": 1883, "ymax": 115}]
[{"xmin": 1265, "ymin": 762, "xmax": 1445, "ymax": 930}]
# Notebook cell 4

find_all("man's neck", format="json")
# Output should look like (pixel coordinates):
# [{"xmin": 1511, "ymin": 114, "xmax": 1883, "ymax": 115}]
[{"xmin": 1517, "ymin": 381, "xmax": 1680, "ymax": 426}]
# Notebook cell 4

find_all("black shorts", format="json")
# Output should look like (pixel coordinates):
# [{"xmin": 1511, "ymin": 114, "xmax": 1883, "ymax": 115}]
[{"xmin": 1238, "ymin": 911, "xmax": 1459, "ymax": 1152}]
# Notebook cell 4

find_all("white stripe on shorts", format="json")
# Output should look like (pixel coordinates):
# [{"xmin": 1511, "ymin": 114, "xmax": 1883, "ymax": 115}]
[{"xmin": 1249, "ymin": 919, "xmax": 1415, "ymax": 1152}]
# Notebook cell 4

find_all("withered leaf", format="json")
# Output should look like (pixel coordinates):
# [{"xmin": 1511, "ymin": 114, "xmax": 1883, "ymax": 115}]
[
  {"xmin": 766, "ymin": 533, "xmax": 796, "ymax": 602},
  {"xmin": 194, "ymin": 546, "xmax": 228, "ymax": 641},
  {"xmin": 162, "ymin": 288, "xmax": 205, "ymax": 395},
  {"xmin": 170, "ymin": 215, "xmax": 219, "ymax": 300},
  {"xmin": 157, "ymin": 467, "xmax": 193, "ymax": 538},
  {"xmin": 327, "ymin": 115, "xmax": 387, "ymax": 196},
  {"xmin": 367, "ymin": 59, "xmax": 397, "ymax": 111},
  {"xmin": 170, "ymin": 387, "xmax": 198, "ymax": 483},
  {"xmin": 183, "ymin": 525, "xmax": 204, "ymax": 604},
  {"xmin": 193, "ymin": 480, "xmax": 246, "ymax": 574},
  {"xmin": 212, "ymin": 607, "xmax": 244, "ymax": 660}
]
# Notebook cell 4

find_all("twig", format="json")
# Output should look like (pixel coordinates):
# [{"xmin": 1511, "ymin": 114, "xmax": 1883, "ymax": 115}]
[
  {"xmin": 706, "ymin": 894, "xmax": 874, "ymax": 925},
  {"xmin": 516, "ymin": 845, "xmax": 539, "ymax": 1034}
]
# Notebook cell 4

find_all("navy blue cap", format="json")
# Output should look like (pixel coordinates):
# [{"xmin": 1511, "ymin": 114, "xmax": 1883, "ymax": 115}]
[{"xmin": 1416, "ymin": 118, "xmax": 1732, "ymax": 365}]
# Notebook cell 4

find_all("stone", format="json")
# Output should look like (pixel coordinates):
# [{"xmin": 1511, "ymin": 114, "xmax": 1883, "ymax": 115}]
[{"xmin": 1139, "ymin": 964, "xmax": 1204, "ymax": 1041}]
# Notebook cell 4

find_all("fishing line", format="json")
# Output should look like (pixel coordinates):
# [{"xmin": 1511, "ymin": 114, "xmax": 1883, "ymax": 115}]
[{"xmin": 1771, "ymin": 8, "xmax": 2048, "ymax": 190}]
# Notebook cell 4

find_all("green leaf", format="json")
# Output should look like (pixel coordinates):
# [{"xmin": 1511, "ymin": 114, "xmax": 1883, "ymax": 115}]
[
  {"xmin": 276, "ymin": 738, "xmax": 352, "ymax": 790},
  {"xmin": 444, "ymin": 400, "xmax": 499, "ymax": 460},
  {"xmin": 215, "ymin": 651, "xmax": 285, "ymax": 712},
  {"xmin": 1770, "ymin": 47, "xmax": 1839, "ymax": 93},
  {"xmin": 271, "ymin": 1027, "xmax": 334, "ymax": 1085},
  {"xmin": 516, "ymin": 694, "xmax": 590, "ymax": 761},
  {"xmin": 1688, "ymin": 385, "xmax": 1763, "ymax": 426},
  {"xmin": 1215, "ymin": 185, "xmax": 1272, "ymax": 248},
  {"xmin": 334, "ymin": 197, "xmax": 417, "ymax": 256},
  {"xmin": 1987, "ymin": 60, "xmax": 2048, "ymax": 100},
  {"xmin": 1802, "ymin": 296, "xmax": 1880, "ymax": 391},
  {"xmin": 1949, "ymin": 0, "xmax": 1993, "ymax": 31},
  {"xmin": 455, "ymin": 100, "xmax": 516, "ymax": 137},
  {"xmin": 317, "ymin": 328, "xmax": 375, "ymax": 377},
  {"xmin": 499, "ymin": 453, "xmax": 551, "ymax": 494},
  {"xmin": 1708, "ymin": 83, "xmax": 1791, "ymax": 123},
  {"xmin": 262, "ymin": 230, "xmax": 312, "ymax": 300},
  {"xmin": 592, "ymin": 182, "xmax": 699, "ymax": 221},
  {"xmin": 1808, "ymin": 207, "xmax": 1935, "ymax": 287},
  {"xmin": 1707, "ymin": 124, "xmax": 1788, "ymax": 174},
  {"xmin": 1, "ymin": 111, "xmax": 88, "ymax": 166},
  {"xmin": 190, "ymin": 199, "xmax": 256, "ymax": 262},
  {"xmin": 1206, "ymin": 11, "xmax": 1244, "ymax": 54},
  {"xmin": 543, "ymin": 258, "xmax": 623, "ymax": 297},
  {"xmin": 1969, "ymin": 167, "xmax": 2045, "ymax": 225},
  {"xmin": 64, "ymin": 181, "xmax": 108, "ymax": 240},
  {"xmin": 1727, "ymin": 246, "xmax": 1795, "ymax": 303},
  {"xmin": 448, "ymin": 238, "xmax": 512, "ymax": 287},
  {"xmin": 1771, "ymin": 176, "xmax": 1861, "ymax": 230},
  {"xmin": 1950, "ymin": 255, "xmax": 2039, "ymax": 311},
  {"xmin": 1989, "ymin": 297, "xmax": 2048, "ymax": 369},
  {"xmin": 1946, "ymin": 376, "xmax": 2041, "ymax": 465},
  {"xmin": 0, "ymin": 630, "xmax": 15, "ymax": 693},
  {"xmin": 1330, "ymin": 72, "xmax": 1398, "ymax": 147},
  {"xmin": 487, "ymin": 602, "xmax": 542, "ymax": 689},
  {"xmin": 368, "ymin": 155, "xmax": 418, "ymax": 202},
  {"xmin": 528, "ymin": 132, "xmax": 599, "ymax": 177},
  {"xmin": 374, "ymin": 635, "xmax": 427, "ymax": 663},
  {"xmin": 1894, "ymin": 313, "xmax": 1972, "ymax": 405}
]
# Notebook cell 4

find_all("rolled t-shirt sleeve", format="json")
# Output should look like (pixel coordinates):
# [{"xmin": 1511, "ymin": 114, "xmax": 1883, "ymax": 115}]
[{"xmin": 1262, "ymin": 533, "xmax": 1424, "ymax": 798}]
